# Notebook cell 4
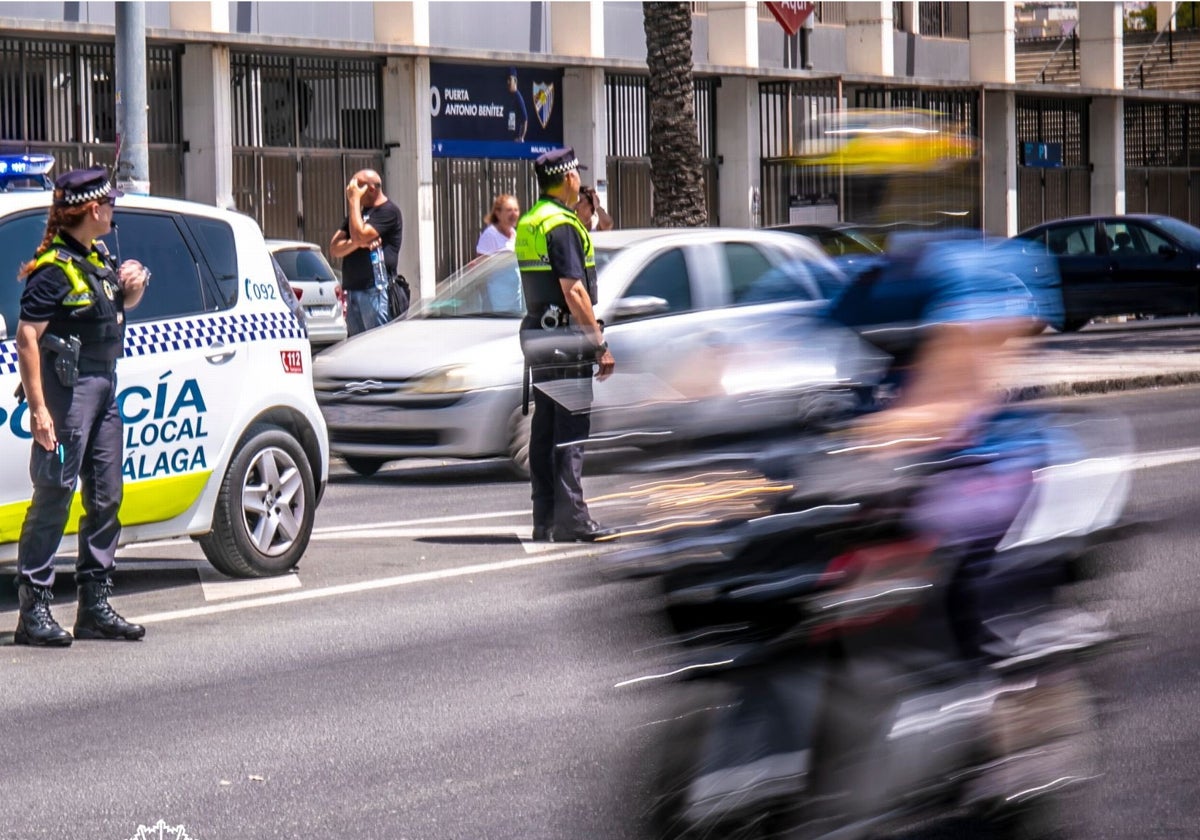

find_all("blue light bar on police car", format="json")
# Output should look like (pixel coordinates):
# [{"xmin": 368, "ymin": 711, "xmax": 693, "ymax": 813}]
[{"xmin": 0, "ymin": 154, "xmax": 55, "ymax": 176}]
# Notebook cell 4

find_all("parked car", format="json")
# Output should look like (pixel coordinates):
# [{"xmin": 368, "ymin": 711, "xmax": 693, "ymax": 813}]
[
  {"xmin": 267, "ymin": 239, "xmax": 347, "ymax": 347},
  {"xmin": 312, "ymin": 228, "xmax": 858, "ymax": 477},
  {"xmin": 770, "ymin": 223, "xmax": 883, "ymax": 258},
  {"xmin": 1016, "ymin": 214, "xmax": 1200, "ymax": 331},
  {"xmin": 0, "ymin": 192, "xmax": 329, "ymax": 577}
]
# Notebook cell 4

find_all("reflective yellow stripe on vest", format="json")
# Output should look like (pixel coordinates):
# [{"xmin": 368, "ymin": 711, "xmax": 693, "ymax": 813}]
[
  {"xmin": 33, "ymin": 238, "xmax": 107, "ymax": 307},
  {"xmin": 515, "ymin": 198, "xmax": 596, "ymax": 273}
]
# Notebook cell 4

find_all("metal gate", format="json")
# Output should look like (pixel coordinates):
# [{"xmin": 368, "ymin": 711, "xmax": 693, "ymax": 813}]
[
  {"xmin": 760, "ymin": 81, "xmax": 980, "ymax": 231},
  {"xmin": 605, "ymin": 73, "xmax": 719, "ymax": 228},
  {"xmin": 230, "ymin": 52, "xmax": 383, "ymax": 248},
  {"xmin": 1016, "ymin": 96, "xmax": 1090, "ymax": 231},
  {"xmin": 0, "ymin": 38, "xmax": 183, "ymax": 195},
  {"xmin": 432, "ymin": 157, "xmax": 538, "ymax": 282},
  {"xmin": 759, "ymin": 78, "xmax": 843, "ymax": 227},
  {"xmin": 1125, "ymin": 100, "xmax": 1200, "ymax": 225}
]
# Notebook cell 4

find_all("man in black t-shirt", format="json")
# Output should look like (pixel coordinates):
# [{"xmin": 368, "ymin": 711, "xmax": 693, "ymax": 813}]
[{"xmin": 329, "ymin": 169, "xmax": 403, "ymax": 335}]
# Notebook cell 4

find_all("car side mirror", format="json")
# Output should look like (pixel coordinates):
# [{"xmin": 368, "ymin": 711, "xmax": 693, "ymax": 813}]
[
  {"xmin": 1159, "ymin": 244, "xmax": 1180, "ymax": 258},
  {"xmin": 610, "ymin": 295, "xmax": 670, "ymax": 321},
  {"xmin": 0, "ymin": 313, "xmax": 6, "ymax": 341}
]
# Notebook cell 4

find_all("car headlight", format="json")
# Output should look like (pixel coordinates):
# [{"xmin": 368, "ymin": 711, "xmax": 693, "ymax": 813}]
[{"xmin": 409, "ymin": 364, "xmax": 514, "ymax": 395}]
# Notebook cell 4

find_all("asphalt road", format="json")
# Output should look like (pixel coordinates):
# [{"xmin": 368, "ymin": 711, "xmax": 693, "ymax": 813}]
[{"xmin": 2, "ymin": 386, "xmax": 1200, "ymax": 840}]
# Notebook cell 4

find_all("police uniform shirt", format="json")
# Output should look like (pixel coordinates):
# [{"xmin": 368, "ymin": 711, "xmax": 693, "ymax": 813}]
[
  {"xmin": 20, "ymin": 232, "xmax": 121, "ymax": 323},
  {"xmin": 541, "ymin": 197, "xmax": 588, "ymax": 292}
]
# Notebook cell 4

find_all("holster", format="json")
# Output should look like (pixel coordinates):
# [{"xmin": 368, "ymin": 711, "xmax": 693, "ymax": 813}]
[{"xmin": 39, "ymin": 333, "xmax": 82, "ymax": 388}]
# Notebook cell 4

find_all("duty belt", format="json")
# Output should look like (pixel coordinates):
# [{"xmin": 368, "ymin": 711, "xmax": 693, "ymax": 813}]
[{"xmin": 77, "ymin": 358, "xmax": 118, "ymax": 374}]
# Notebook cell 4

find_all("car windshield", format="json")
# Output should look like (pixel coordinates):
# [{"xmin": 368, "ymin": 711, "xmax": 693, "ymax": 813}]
[
  {"xmin": 1149, "ymin": 217, "xmax": 1200, "ymax": 251},
  {"xmin": 273, "ymin": 247, "xmax": 338, "ymax": 284},
  {"xmin": 410, "ymin": 247, "xmax": 619, "ymax": 319}
]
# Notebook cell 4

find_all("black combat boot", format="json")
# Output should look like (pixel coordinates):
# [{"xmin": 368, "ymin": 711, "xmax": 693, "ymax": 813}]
[
  {"xmin": 14, "ymin": 583, "xmax": 73, "ymax": 647},
  {"xmin": 74, "ymin": 579, "xmax": 145, "ymax": 641}
]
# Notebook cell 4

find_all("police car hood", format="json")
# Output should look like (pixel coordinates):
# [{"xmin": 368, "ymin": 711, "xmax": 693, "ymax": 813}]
[{"xmin": 312, "ymin": 317, "xmax": 522, "ymax": 381}]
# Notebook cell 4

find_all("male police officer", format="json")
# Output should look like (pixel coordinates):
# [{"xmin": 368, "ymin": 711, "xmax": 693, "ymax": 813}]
[
  {"xmin": 516, "ymin": 147, "xmax": 617, "ymax": 543},
  {"xmin": 13, "ymin": 167, "xmax": 149, "ymax": 646}
]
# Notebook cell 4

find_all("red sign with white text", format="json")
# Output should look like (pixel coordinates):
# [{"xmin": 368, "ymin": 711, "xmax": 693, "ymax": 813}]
[
  {"xmin": 280, "ymin": 350, "xmax": 304, "ymax": 374},
  {"xmin": 765, "ymin": 1, "xmax": 815, "ymax": 36}
]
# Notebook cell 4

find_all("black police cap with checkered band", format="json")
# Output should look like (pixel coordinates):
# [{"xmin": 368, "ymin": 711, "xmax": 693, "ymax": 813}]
[
  {"xmin": 534, "ymin": 147, "xmax": 588, "ymax": 180},
  {"xmin": 52, "ymin": 167, "xmax": 123, "ymax": 208}
]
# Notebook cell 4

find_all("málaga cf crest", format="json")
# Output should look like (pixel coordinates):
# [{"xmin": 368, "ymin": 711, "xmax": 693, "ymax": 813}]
[{"xmin": 532, "ymin": 82, "xmax": 555, "ymax": 130}]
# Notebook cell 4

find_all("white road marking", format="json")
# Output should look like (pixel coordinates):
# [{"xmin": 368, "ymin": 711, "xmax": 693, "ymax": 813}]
[
  {"xmin": 198, "ymin": 567, "xmax": 303, "ymax": 601},
  {"xmin": 126, "ymin": 547, "xmax": 598, "ymax": 625}
]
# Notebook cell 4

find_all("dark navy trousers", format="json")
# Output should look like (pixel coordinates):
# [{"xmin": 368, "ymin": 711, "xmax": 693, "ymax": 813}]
[
  {"xmin": 529, "ymin": 364, "xmax": 593, "ymax": 533},
  {"xmin": 17, "ymin": 371, "xmax": 123, "ymax": 588}
]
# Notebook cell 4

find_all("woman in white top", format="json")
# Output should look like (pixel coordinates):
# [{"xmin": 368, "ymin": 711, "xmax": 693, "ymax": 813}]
[{"xmin": 476, "ymin": 194, "xmax": 520, "ymax": 255}]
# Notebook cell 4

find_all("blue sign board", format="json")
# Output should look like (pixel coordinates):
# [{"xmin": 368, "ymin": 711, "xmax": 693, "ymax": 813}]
[
  {"xmin": 430, "ymin": 63, "xmax": 565, "ymax": 160},
  {"xmin": 1021, "ymin": 141, "xmax": 1063, "ymax": 168}
]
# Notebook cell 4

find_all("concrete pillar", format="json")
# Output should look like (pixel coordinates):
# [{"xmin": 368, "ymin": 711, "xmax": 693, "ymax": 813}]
[
  {"xmin": 895, "ymin": 1, "xmax": 915, "ymax": 32},
  {"xmin": 1078, "ymin": 1, "xmax": 1123, "ymax": 89},
  {"xmin": 716, "ymin": 75, "xmax": 760, "ymax": 227},
  {"xmin": 1156, "ymin": 1, "xmax": 1178, "ymax": 31},
  {"xmin": 844, "ymin": 2, "xmax": 894, "ymax": 76},
  {"xmin": 981, "ymin": 90, "xmax": 1018, "ymax": 237},
  {"xmin": 383, "ymin": 56, "xmax": 435, "ymax": 301},
  {"xmin": 563, "ymin": 67, "xmax": 608, "ymax": 193},
  {"xmin": 374, "ymin": 1, "xmax": 430, "ymax": 46},
  {"xmin": 168, "ymin": 0, "xmax": 229, "ymax": 32},
  {"xmin": 1090, "ymin": 96, "xmax": 1125, "ymax": 215},
  {"xmin": 180, "ymin": 44, "xmax": 233, "ymax": 208},
  {"xmin": 706, "ymin": 2, "xmax": 758, "ymax": 67},
  {"xmin": 969, "ymin": 2, "xmax": 1015, "ymax": 84},
  {"xmin": 549, "ymin": 0, "xmax": 604, "ymax": 57}
]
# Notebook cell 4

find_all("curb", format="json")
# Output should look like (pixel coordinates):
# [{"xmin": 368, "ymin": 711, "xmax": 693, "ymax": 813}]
[{"xmin": 1004, "ymin": 370, "xmax": 1200, "ymax": 403}]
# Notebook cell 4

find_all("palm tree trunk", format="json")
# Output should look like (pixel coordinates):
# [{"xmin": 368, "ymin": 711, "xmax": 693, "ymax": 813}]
[{"xmin": 643, "ymin": 2, "xmax": 708, "ymax": 227}]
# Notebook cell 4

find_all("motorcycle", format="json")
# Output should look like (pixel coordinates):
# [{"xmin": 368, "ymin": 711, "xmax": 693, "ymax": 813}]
[{"xmin": 606, "ymin": 405, "xmax": 1135, "ymax": 840}]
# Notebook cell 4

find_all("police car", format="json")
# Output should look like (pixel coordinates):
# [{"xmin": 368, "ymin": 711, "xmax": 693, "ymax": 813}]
[
  {"xmin": 0, "ymin": 188, "xmax": 329, "ymax": 578},
  {"xmin": 0, "ymin": 153, "xmax": 55, "ymax": 192}
]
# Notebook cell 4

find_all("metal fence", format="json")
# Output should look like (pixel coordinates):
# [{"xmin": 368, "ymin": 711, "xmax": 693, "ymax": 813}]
[
  {"xmin": 230, "ymin": 51, "xmax": 384, "ymax": 246},
  {"xmin": 604, "ymin": 73, "xmax": 720, "ymax": 228},
  {"xmin": 432, "ymin": 157, "xmax": 538, "ymax": 282},
  {"xmin": 759, "ymin": 78, "xmax": 843, "ymax": 227},
  {"xmin": 1124, "ymin": 100, "xmax": 1200, "ymax": 224},
  {"xmin": 1015, "ymin": 96, "xmax": 1091, "ymax": 230},
  {"xmin": 919, "ymin": 2, "xmax": 970, "ymax": 39},
  {"xmin": 0, "ymin": 37, "xmax": 183, "ymax": 195},
  {"xmin": 761, "ymin": 81, "xmax": 981, "ymax": 230}
]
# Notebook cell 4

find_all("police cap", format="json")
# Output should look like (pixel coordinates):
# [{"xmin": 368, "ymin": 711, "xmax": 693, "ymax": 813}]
[
  {"xmin": 534, "ymin": 147, "xmax": 587, "ymax": 182},
  {"xmin": 52, "ymin": 166, "xmax": 123, "ymax": 208}
]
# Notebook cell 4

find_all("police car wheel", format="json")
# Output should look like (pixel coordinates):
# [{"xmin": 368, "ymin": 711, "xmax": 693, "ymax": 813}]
[
  {"xmin": 506, "ymin": 405, "xmax": 532, "ymax": 479},
  {"xmin": 199, "ymin": 423, "xmax": 316, "ymax": 578}
]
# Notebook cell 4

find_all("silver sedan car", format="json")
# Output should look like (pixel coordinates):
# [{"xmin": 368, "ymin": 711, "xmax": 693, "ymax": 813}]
[
  {"xmin": 268, "ymin": 239, "xmax": 348, "ymax": 348},
  {"xmin": 312, "ymin": 228, "xmax": 858, "ymax": 477}
]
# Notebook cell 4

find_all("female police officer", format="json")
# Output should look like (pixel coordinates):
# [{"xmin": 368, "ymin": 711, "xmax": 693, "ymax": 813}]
[{"xmin": 12, "ymin": 167, "xmax": 149, "ymax": 647}]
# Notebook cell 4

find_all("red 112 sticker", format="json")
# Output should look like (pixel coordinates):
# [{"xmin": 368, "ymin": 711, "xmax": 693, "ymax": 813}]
[{"xmin": 280, "ymin": 350, "xmax": 304, "ymax": 374}]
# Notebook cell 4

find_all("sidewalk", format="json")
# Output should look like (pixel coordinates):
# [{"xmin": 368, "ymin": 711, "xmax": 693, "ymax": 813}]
[{"xmin": 995, "ymin": 319, "xmax": 1200, "ymax": 401}]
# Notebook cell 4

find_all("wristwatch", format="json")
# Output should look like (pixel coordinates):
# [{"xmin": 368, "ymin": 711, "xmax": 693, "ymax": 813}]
[{"xmin": 595, "ymin": 341, "xmax": 609, "ymax": 355}]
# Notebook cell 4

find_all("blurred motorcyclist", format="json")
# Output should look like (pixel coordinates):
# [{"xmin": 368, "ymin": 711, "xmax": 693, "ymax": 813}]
[{"xmin": 822, "ymin": 232, "xmax": 1064, "ymax": 655}]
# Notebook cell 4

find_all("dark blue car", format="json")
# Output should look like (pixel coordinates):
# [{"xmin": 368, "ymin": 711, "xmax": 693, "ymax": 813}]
[{"xmin": 1017, "ymin": 214, "xmax": 1200, "ymax": 331}]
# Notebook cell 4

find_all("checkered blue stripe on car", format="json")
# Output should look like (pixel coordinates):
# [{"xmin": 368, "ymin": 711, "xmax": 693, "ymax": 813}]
[
  {"xmin": 124, "ymin": 312, "xmax": 306, "ymax": 356},
  {"xmin": 0, "ymin": 312, "xmax": 305, "ymax": 375}
]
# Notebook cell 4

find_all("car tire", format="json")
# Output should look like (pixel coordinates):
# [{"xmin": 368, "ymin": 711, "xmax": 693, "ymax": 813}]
[
  {"xmin": 506, "ymin": 404, "xmax": 532, "ymax": 479},
  {"xmin": 199, "ymin": 423, "xmax": 316, "ymax": 578},
  {"xmin": 1058, "ymin": 317, "xmax": 1091, "ymax": 333},
  {"xmin": 344, "ymin": 456, "xmax": 386, "ymax": 477}
]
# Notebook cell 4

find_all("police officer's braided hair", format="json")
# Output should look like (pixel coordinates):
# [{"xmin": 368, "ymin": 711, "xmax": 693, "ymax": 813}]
[{"xmin": 18, "ymin": 204, "xmax": 92, "ymax": 279}]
